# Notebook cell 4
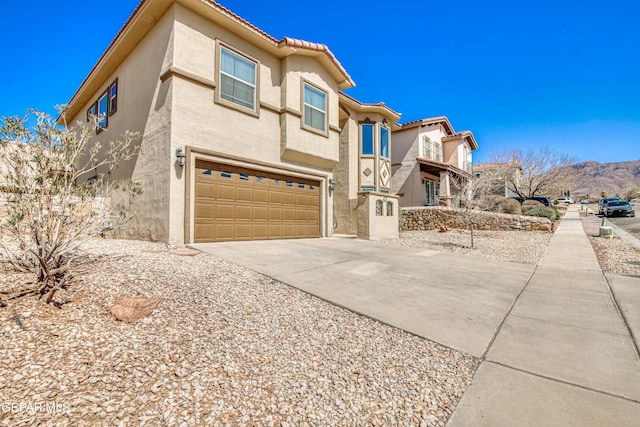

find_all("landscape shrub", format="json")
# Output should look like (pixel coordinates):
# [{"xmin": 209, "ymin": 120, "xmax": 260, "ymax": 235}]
[
  {"xmin": 479, "ymin": 195, "xmax": 522, "ymax": 215},
  {"xmin": 523, "ymin": 206, "xmax": 560, "ymax": 221},
  {"xmin": 522, "ymin": 199, "xmax": 543, "ymax": 210}
]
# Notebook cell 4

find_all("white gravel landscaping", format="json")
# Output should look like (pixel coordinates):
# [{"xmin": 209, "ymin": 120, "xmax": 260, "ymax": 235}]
[{"xmin": 1, "ymin": 238, "xmax": 478, "ymax": 426}]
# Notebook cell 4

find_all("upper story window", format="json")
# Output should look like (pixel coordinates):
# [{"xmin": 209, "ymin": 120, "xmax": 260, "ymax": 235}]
[
  {"xmin": 422, "ymin": 136, "xmax": 442, "ymax": 162},
  {"xmin": 303, "ymin": 82, "xmax": 327, "ymax": 132},
  {"xmin": 219, "ymin": 46, "xmax": 257, "ymax": 111},
  {"xmin": 380, "ymin": 127, "xmax": 389, "ymax": 158},
  {"xmin": 87, "ymin": 78, "xmax": 118, "ymax": 134},
  {"xmin": 109, "ymin": 79, "xmax": 118, "ymax": 115},
  {"xmin": 361, "ymin": 123, "xmax": 374, "ymax": 155}
]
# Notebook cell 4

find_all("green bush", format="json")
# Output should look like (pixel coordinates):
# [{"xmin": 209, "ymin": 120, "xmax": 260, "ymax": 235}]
[
  {"xmin": 522, "ymin": 199, "xmax": 543, "ymax": 210},
  {"xmin": 523, "ymin": 206, "xmax": 560, "ymax": 221}
]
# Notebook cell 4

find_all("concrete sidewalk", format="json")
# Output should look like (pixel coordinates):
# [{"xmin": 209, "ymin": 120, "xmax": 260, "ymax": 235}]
[
  {"xmin": 448, "ymin": 206, "xmax": 640, "ymax": 426},
  {"xmin": 194, "ymin": 205, "xmax": 640, "ymax": 425}
]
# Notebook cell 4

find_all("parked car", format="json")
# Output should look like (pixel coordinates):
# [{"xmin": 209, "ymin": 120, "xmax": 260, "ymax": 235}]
[
  {"xmin": 598, "ymin": 197, "xmax": 620, "ymax": 214},
  {"xmin": 580, "ymin": 199, "xmax": 590, "ymax": 204},
  {"xmin": 603, "ymin": 200, "xmax": 635, "ymax": 217},
  {"xmin": 556, "ymin": 197, "xmax": 574, "ymax": 204}
]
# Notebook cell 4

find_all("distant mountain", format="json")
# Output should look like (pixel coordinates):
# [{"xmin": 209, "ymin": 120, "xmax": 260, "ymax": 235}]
[{"xmin": 571, "ymin": 160, "xmax": 640, "ymax": 198}]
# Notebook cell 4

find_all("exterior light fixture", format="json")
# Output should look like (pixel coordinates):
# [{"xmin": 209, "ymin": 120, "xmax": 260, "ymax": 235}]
[
  {"xmin": 175, "ymin": 147, "xmax": 186, "ymax": 167},
  {"xmin": 329, "ymin": 178, "xmax": 336, "ymax": 194}
]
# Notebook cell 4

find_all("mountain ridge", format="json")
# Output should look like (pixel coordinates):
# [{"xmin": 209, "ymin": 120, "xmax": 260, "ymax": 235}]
[{"xmin": 571, "ymin": 159, "xmax": 640, "ymax": 198}]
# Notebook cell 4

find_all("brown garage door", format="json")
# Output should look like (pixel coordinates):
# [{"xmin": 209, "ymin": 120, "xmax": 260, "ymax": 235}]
[{"xmin": 194, "ymin": 161, "xmax": 320, "ymax": 242}]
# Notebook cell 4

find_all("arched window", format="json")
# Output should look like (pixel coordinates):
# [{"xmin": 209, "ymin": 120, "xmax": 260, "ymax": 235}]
[
  {"xmin": 386, "ymin": 201, "xmax": 393, "ymax": 217},
  {"xmin": 376, "ymin": 200, "xmax": 383, "ymax": 216}
]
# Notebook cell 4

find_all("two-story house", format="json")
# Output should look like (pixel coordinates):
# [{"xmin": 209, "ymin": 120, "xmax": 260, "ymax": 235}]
[
  {"xmin": 61, "ymin": 0, "xmax": 399, "ymax": 244},
  {"xmin": 391, "ymin": 116, "xmax": 478, "ymax": 207}
]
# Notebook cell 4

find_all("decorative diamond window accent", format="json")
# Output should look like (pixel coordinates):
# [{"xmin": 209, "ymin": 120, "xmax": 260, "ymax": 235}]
[{"xmin": 363, "ymin": 168, "xmax": 372, "ymax": 177}]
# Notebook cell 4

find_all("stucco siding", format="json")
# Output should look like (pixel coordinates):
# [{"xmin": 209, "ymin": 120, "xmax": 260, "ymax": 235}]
[{"xmin": 69, "ymin": 7, "xmax": 176, "ymax": 242}]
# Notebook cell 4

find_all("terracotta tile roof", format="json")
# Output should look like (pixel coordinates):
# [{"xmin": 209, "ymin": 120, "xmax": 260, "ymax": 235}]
[
  {"xmin": 338, "ymin": 92, "xmax": 402, "ymax": 121},
  {"xmin": 442, "ymin": 130, "xmax": 479, "ymax": 150},
  {"xmin": 63, "ymin": 0, "xmax": 354, "ymax": 121},
  {"xmin": 397, "ymin": 116, "xmax": 455, "ymax": 135}
]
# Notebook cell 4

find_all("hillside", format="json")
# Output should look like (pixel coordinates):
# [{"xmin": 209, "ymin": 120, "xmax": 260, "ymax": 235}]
[{"xmin": 571, "ymin": 160, "xmax": 640, "ymax": 198}]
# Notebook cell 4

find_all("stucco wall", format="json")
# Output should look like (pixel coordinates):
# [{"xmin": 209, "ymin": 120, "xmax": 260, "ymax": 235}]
[
  {"xmin": 356, "ymin": 192, "xmax": 399, "ymax": 240},
  {"xmin": 69, "ymin": 7, "xmax": 176, "ymax": 243},
  {"xmin": 401, "ymin": 206, "xmax": 552, "ymax": 232}
]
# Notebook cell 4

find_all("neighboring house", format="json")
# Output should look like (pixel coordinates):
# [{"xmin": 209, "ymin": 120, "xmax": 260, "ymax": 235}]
[
  {"xmin": 334, "ymin": 93, "xmax": 401, "ymax": 239},
  {"xmin": 391, "ymin": 117, "xmax": 478, "ymax": 207},
  {"xmin": 61, "ymin": 0, "xmax": 398, "ymax": 244},
  {"xmin": 472, "ymin": 162, "xmax": 523, "ymax": 198}
]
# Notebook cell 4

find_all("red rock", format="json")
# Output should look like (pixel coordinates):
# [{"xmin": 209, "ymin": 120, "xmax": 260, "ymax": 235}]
[{"xmin": 110, "ymin": 297, "xmax": 161, "ymax": 323}]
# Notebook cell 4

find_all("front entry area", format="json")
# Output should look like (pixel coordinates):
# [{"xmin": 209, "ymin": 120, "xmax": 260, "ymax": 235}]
[{"xmin": 194, "ymin": 160, "xmax": 320, "ymax": 242}]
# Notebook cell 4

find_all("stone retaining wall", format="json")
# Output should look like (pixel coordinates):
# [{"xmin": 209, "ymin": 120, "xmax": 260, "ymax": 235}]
[{"xmin": 401, "ymin": 206, "xmax": 551, "ymax": 232}]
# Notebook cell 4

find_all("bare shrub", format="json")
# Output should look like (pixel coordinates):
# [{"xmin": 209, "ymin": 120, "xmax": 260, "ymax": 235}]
[
  {"xmin": 0, "ymin": 107, "xmax": 140, "ymax": 305},
  {"xmin": 522, "ymin": 199, "xmax": 543, "ymax": 210}
]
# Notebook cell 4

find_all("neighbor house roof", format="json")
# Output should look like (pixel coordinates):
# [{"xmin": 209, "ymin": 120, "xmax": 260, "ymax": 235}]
[
  {"xmin": 397, "ymin": 116, "xmax": 455, "ymax": 135},
  {"xmin": 442, "ymin": 130, "xmax": 479, "ymax": 151},
  {"xmin": 61, "ymin": 0, "xmax": 355, "ymax": 123}
]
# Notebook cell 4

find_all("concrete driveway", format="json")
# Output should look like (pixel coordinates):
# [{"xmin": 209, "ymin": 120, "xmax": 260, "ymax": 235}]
[
  {"xmin": 194, "ymin": 206, "xmax": 640, "ymax": 425},
  {"xmin": 194, "ymin": 237, "xmax": 534, "ymax": 358}
]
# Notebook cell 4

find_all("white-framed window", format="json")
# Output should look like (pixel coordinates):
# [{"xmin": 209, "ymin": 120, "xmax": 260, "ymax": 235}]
[
  {"xmin": 380, "ymin": 126, "xmax": 389, "ymax": 158},
  {"xmin": 422, "ymin": 136, "xmax": 442, "ymax": 162},
  {"xmin": 425, "ymin": 179, "xmax": 436, "ymax": 206},
  {"xmin": 303, "ymin": 82, "xmax": 327, "ymax": 132},
  {"xmin": 361, "ymin": 123, "xmax": 374, "ymax": 155},
  {"xmin": 219, "ymin": 46, "xmax": 257, "ymax": 111}
]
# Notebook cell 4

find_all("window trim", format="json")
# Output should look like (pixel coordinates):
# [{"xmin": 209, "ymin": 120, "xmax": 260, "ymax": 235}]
[
  {"xmin": 96, "ymin": 89, "xmax": 109, "ymax": 133},
  {"xmin": 214, "ymin": 40, "xmax": 260, "ymax": 117},
  {"xmin": 87, "ymin": 102, "xmax": 97, "ymax": 122},
  {"xmin": 300, "ymin": 79, "xmax": 329, "ymax": 137},
  {"xmin": 360, "ymin": 122, "xmax": 375, "ymax": 156},
  {"xmin": 380, "ymin": 126, "xmax": 390, "ymax": 158},
  {"xmin": 108, "ymin": 78, "xmax": 118, "ymax": 116}
]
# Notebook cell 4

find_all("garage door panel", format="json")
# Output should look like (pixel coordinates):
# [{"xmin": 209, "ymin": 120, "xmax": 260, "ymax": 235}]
[
  {"xmin": 236, "ymin": 206, "xmax": 252, "ymax": 220},
  {"xmin": 194, "ymin": 160, "xmax": 319, "ymax": 242},
  {"xmin": 253, "ymin": 207, "xmax": 268, "ymax": 220},
  {"xmin": 237, "ymin": 187, "xmax": 252, "ymax": 201},
  {"xmin": 216, "ymin": 185, "xmax": 235, "ymax": 201},
  {"xmin": 216, "ymin": 205, "xmax": 235, "ymax": 220},
  {"xmin": 254, "ymin": 189, "xmax": 268, "ymax": 203},
  {"xmin": 282, "ymin": 209, "xmax": 296, "ymax": 221},
  {"xmin": 269, "ymin": 208, "xmax": 283, "ymax": 221},
  {"xmin": 283, "ymin": 193, "xmax": 296, "ymax": 206}
]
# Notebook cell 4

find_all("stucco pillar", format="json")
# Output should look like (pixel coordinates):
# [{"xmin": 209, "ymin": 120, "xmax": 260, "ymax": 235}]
[{"xmin": 439, "ymin": 171, "xmax": 452, "ymax": 207}]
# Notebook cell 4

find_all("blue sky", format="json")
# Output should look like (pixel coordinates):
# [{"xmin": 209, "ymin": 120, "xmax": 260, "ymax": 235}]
[{"xmin": 1, "ymin": 0, "xmax": 638, "ymax": 163}]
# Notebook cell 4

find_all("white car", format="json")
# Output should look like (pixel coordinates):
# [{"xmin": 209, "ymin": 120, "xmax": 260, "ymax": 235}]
[{"xmin": 556, "ymin": 197, "xmax": 574, "ymax": 204}]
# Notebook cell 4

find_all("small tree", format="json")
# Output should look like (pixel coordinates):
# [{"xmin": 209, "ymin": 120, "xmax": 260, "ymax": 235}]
[
  {"xmin": 0, "ymin": 108, "xmax": 140, "ymax": 304},
  {"xmin": 492, "ymin": 146, "xmax": 579, "ymax": 199},
  {"xmin": 450, "ymin": 171, "xmax": 496, "ymax": 248}
]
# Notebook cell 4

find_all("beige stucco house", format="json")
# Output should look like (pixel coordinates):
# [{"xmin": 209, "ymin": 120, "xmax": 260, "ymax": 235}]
[
  {"xmin": 392, "ymin": 117, "xmax": 478, "ymax": 207},
  {"xmin": 61, "ymin": 0, "xmax": 399, "ymax": 244}
]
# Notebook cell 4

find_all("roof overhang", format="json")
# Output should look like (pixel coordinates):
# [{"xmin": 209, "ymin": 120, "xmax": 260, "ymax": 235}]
[
  {"xmin": 398, "ymin": 116, "xmax": 455, "ymax": 135},
  {"xmin": 338, "ymin": 92, "xmax": 401, "ymax": 129},
  {"xmin": 60, "ymin": 0, "xmax": 355, "ymax": 124},
  {"xmin": 416, "ymin": 157, "xmax": 472, "ymax": 179},
  {"xmin": 442, "ymin": 130, "xmax": 479, "ymax": 151}
]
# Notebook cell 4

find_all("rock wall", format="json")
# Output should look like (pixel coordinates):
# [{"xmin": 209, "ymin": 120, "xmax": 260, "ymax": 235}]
[{"xmin": 401, "ymin": 206, "xmax": 551, "ymax": 232}]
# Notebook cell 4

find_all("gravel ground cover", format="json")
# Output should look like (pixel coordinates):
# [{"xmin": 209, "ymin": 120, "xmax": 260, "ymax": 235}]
[
  {"xmin": 385, "ymin": 229, "xmax": 553, "ymax": 265},
  {"xmin": 1, "ymin": 239, "xmax": 478, "ymax": 427},
  {"xmin": 582, "ymin": 215, "xmax": 640, "ymax": 276}
]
